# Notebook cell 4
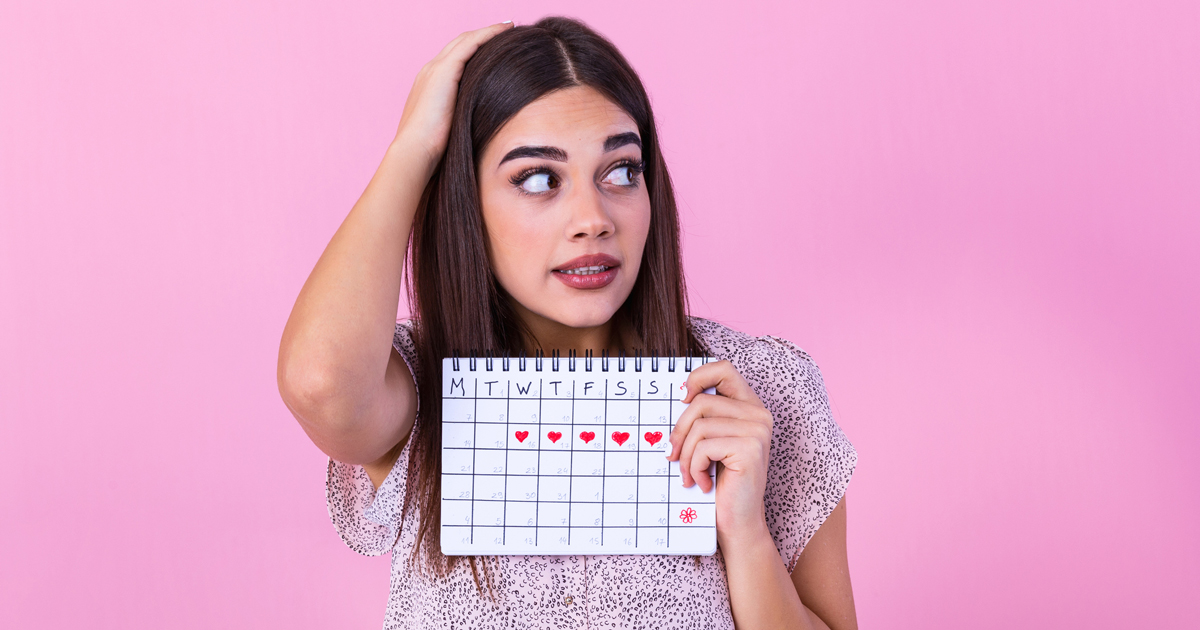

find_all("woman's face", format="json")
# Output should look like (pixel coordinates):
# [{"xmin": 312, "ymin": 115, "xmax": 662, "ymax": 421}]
[{"xmin": 478, "ymin": 86, "xmax": 651, "ymax": 336}]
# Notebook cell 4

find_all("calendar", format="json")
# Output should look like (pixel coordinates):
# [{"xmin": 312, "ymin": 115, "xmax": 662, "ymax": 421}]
[{"xmin": 440, "ymin": 355, "xmax": 717, "ymax": 556}]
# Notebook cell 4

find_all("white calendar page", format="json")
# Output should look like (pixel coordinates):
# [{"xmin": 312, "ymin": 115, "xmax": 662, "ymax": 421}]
[{"xmin": 440, "ymin": 355, "xmax": 717, "ymax": 556}]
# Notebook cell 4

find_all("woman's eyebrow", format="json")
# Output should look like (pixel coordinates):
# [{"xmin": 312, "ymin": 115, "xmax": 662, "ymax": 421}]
[
  {"xmin": 603, "ymin": 132, "xmax": 642, "ymax": 153},
  {"xmin": 496, "ymin": 133, "xmax": 641, "ymax": 166},
  {"xmin": 499, "ymin": 146, "xmax": 568, "ymax": 165}
]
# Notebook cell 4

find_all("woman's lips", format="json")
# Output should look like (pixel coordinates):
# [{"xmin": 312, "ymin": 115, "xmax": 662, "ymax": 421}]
[
  {"xmin": 553, "ymin": 266, "xmax": 619, "ymax": 289},
  {"xmin": 553, "ymin": 254, "xmax": 620, "ymax": 290}
]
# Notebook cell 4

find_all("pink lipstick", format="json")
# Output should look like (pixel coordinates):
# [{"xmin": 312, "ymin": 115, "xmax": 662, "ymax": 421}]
[{"xmin": 552, "ymin": 253, "xmax": 621, "ymax": 290}]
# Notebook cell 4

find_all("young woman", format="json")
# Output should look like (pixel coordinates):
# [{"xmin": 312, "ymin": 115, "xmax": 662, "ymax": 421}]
[{"xmin": 278, "ymin": 17, "xmax": 858, "ymax": 630}]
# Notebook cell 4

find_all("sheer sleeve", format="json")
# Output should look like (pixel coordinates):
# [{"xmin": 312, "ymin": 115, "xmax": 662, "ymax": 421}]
[
  {"xmin": 752, "ymin": 335, "xmax": 857, "ymax": 571},
  {"xmin": 324, "ymin": 321, "xmax": 420, "ymax": 556}
]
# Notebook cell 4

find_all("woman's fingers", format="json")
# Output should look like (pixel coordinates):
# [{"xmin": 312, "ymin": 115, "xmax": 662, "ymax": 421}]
[
  {"xmin": 686, "ymin": 437, "xmax": 766, "ymax": 493},
  {"xmin": 667, "ymin": 361, "xmax": 772, "ymax": 484},
  {"xmin": 675, "ymin": 417, "xmax": 771, "ymax": 488},
  {"xmin": 682, "ymin": 360, "xmax": 763, "ymax": 405},
  {"xmin": 667, "ymin": 393, "xmax": 770, "ymax": 461},
  {"xmin": 395, "ymin": 21, "xmax": 514, "ymax": 168},
  {"xmin": 441, "ymin": 21, "xmax": 514, "ymax": 63}
]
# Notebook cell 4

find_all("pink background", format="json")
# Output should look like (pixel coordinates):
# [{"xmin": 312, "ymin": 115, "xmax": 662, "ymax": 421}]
[{"xmin": 2, "ymin": 0, "xmax": 1197, "ymax": 627}]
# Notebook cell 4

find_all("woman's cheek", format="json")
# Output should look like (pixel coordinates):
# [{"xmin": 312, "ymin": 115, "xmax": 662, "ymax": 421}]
[
  {"xmin": 619, "ymin": 199, "xmax": 652, "ymax": 269},
  {"xmin": 490, "ymin": 206, "xmax": 554, "ymax": 293}
]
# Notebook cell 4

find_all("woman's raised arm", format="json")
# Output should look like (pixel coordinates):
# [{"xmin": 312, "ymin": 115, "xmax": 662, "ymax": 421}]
[{"xmin": 277, "ymin": 22, "xmax": 512, "ymax": 487}]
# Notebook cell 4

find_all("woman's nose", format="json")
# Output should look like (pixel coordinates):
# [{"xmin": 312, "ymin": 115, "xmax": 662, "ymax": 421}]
[{"xmin": 565, "ymin": 183, "xmax": 615, "ymax": 239}]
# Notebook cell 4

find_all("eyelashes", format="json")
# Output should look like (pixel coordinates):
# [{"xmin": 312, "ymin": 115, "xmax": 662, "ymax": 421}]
[
  {"xmin": 510, "ymin": 167, "xmax": 559, "ymax": 194},
  {"xmin": 612, "ymin": 158, "xmax": 647, "ymax": 179},
  {"xmin": 604, "ymin": 158, "xmax": 646, "ymax": 186},
  {"xmin": 509, "ymin": 159, "xmax": 646, "ymax": 196}
]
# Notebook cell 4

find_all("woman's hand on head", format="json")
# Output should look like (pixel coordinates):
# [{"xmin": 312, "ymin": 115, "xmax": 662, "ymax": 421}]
[
  {"xmin": 279, "ymin": 22, "xmax": 510, "ymax": 484},
  {"xmin": 667, "ymin": 360, "xmax": 774, "ymax": 547},
  {"xmin": 394, "ymin": 21, "xmax": 513, "ymax": 171}
]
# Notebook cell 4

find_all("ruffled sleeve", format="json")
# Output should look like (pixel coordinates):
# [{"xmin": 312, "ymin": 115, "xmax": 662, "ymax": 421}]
[
  {"xmin": 325, "ymin": 321, "xmax": 421, "ymax": 556},
  {"xmin": 691, "ymin": 318, "xmax": 857, "ymax": 572}
]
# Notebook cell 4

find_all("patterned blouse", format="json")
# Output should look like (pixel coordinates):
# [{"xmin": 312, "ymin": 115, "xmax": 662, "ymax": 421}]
[{"xmin": 326, "ymin": 317, "xmax": 857, "ymax": 629}]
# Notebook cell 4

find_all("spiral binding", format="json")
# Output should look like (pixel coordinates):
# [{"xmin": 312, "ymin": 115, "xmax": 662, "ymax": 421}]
[{"xmin": 448, "ymin": 352, "xmax": 709, "ymax": 372}]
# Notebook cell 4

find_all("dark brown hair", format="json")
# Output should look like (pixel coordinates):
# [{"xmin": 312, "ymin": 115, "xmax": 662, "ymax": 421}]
[{"xmin": 404, "ymin": 16, "xmax": 702, "ymax": 578}]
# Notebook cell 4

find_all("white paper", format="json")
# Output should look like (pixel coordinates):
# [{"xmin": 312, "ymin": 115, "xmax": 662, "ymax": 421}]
[{"xmin": 439, "ymin": 355, "xmax": 717, "ymax": 556}]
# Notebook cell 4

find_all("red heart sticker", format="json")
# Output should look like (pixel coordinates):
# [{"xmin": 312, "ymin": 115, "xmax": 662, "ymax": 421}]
[
  {"xmin": 611, "ymin": 431, "xmax": 630, "ymax": 446},
  {"xmin": 514, "ymin": 430, "xmax": 529, "ymax": 443},
  {"xmin": 644, "ymin": 431, "xmax": 663, "ymax": 446},
  {"xmin": 579, "ymin": 431, "xmax": 596, "ymax": 444},
  {"xmin": 547, "ymin": 431, "xmax": 562, "ymax": 443}
]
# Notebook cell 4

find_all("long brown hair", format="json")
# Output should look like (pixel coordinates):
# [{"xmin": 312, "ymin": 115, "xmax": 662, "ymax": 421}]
[{"xmin": 404, "ymin": 16, "xmax": 702, "ymax": 577}]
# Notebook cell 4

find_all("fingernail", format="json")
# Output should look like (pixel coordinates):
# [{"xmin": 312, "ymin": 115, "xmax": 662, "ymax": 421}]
[{"xmin": 502, "ymin": 20, "xmax": 513, "ymax": 24}]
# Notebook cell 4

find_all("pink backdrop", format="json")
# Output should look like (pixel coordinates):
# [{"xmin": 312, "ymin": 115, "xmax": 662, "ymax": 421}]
[{"xmin": 2, "ymin": 0, "xmax": 1197, "ymax": 627}]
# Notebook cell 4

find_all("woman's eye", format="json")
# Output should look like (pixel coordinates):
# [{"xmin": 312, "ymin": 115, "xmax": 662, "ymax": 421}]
[
  {"xmin": 521, "ymin": 172, "xmax": 556, "ymax": 193},
  {"xmin": 604, "ymin": 166, "xmax": 633, "ymax": 186}
]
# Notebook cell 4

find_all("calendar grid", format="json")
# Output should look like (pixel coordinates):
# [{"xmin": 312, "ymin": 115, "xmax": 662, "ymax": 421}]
[
  {"xmin": 441, "ymin": 396, "xmax": 697, "ymax": 401},
  {"xmin": 567, "ymin": 379, "xmax": 575, "ymax": 545},
  {"xmin": 440, "ymin": 359, "xmax": 716, "ymax": 556},
  {"xmin": 534, "ymin": 378, "xmax": 542, "ymax": 546},
  {"xmin": 470, "ymin": 378, "xmax": 478, "ymax": 545},
  {"xmin": 502, "ymin": 380, "xmax": 509, "ymax": 545},
  {"xmin": 600, "ymin": 379, "xmax": 607, "ymax": 546},
  {"xmin": 667, "ymin": 387, "xmax": 673, "ymax": 548},
  {"xmin": 634, "ymin": 379, "xmax": 641, "ymax": 547}
]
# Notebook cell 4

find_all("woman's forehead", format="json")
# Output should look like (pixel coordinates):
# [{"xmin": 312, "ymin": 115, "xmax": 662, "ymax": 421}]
[{"xmin": 486, "ymin": 86, "xmax": 639, "ymax": 158}]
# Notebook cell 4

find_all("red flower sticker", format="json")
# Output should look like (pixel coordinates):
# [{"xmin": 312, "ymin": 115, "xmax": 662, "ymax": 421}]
[{"xmin": 679, "ymin": 507, "xmax": 697, "ymax": 524}]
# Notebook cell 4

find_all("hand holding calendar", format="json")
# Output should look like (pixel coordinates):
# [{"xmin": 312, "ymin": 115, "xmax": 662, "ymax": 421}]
[{"xmin": 670, "ymin": 360, "xmax": 775, "ymax": 547}]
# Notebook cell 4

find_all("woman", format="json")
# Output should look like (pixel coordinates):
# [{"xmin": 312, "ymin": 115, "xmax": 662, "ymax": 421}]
[{"xmin": 278, "ymin": 16, "xmax": 858, "ymax": 629}]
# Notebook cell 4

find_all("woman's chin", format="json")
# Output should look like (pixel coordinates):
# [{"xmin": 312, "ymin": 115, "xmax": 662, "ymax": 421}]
[
  {"xmin": 546, "ymin": 308, "xmax": 619, "ymax": 331},
  {"xmin": 506, "ymin": 282, "xmax": 634, "ymax": 334},
  {"xmin": 529, "ymin": 299, "xmax": 623, "ymax": 331}
]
